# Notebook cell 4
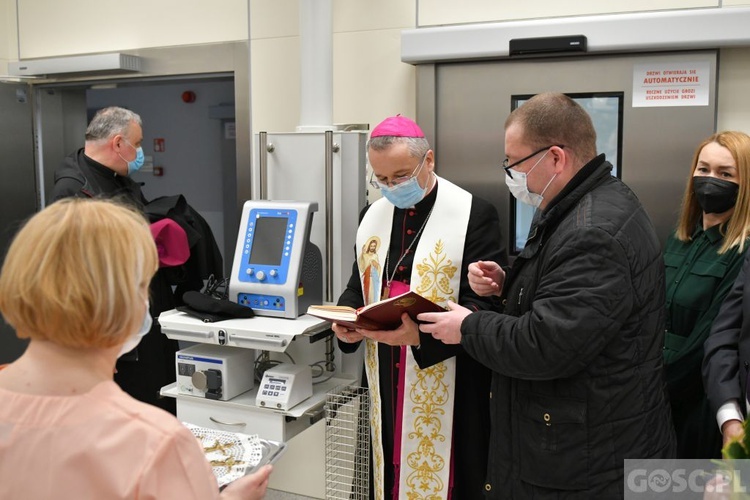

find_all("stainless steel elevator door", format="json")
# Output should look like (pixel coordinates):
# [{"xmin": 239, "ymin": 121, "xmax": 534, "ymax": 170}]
[
  {"xmin": 0, "ymin": 83, "xmax": 38, "ymax": 362},
  {"xmin": 430, "ymin": 50, "xmax": 717, "ymax": 252}
]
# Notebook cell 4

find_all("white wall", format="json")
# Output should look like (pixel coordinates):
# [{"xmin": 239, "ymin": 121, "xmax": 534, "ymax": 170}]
[
  {"xmin": 12, "ymin": 1, "xmax": 750, "ymax": 135},
  {"xmin": 15, "ymin": 0, "xmax": 247, "ymax": 58},
  {"xmin": 0, "ymin": 0, "xmax": 17, "ymax": 75},
  {"xmin": 249, "ymin": 0, "xmax": 416, "ymax": 135},
  {"xmin": 8, "ymin": 0, "xmax": 417, "ymax": 133},
  {"xmin": 333, "ymin": 1, "xmax": 416, "ymax": 129},
  {"xmin": 417, "ymin": 0, "xmax": 716, "ymax": 27}
]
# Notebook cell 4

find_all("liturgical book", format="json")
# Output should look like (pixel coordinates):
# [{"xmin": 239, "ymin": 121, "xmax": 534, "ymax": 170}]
[{"xmin": 307, "ymin": 290, "xmax": 445, "ymax": 330}]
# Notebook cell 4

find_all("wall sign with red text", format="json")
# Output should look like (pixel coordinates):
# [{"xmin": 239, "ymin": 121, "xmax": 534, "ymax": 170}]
[{"xmin": 632, "ymin": 61, "xmax": 709, "ymax": 107}]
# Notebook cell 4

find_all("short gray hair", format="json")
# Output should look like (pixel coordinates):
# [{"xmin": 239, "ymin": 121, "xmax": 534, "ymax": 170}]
[
  {"xmin": 85, "ymin": 107, "xmax": 142, "ymax": 142},
  {"xmin": 367, "ymin": 136, "xmax": 429, "ymax": 159}
]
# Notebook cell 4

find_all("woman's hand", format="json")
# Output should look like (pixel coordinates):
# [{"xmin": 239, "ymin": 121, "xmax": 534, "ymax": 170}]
[{"xmin": 221, "ymin": 464, "xmax": 273, "ymax": 500}]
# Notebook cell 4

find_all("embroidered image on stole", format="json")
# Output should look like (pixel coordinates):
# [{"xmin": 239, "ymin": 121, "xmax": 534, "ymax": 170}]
[
  {"xmin": 357, "ymin": 207, "xmax": 392, "ymax": 499},
  {"xmin": 359, "ymin": 237, "xmax": 382, "ymax": 305}
]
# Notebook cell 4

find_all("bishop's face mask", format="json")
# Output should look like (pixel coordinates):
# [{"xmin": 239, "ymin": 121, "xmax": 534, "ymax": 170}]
[
  {"xmin": 380, "ymin": 175, "xmax": 428, "ymax": 209},
  {"xmin": 372, "ymin": 153, "xmax": 429, "ymax": 209},
  {"xmin": 118, "ymin": 301, "xmax": 152, "ymax": 358},
  {"xmin": 119, "ymin": 140, "xmax": 145, "ymax": 175},
  {"xmin": 693, "ymin": 176, "xmax": 739, "ymax": 214},
  {"xmin": 505, "ymin": 149, "xmax": 556, "ymax": 208}
]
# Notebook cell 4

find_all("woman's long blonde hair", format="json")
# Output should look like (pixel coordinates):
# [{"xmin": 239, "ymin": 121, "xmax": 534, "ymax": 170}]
[{"xmin": 675, "ymin": 131, "xmax": 750, "ymax": 254}]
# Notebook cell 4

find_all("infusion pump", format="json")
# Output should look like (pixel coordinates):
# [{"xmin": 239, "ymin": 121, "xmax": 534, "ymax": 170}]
[
  {"xmin": 229, "ymin": 200, "xmax": 322, "ymax": 319},
  {"xmin": 256, "ymin": 363, "xmax": 313, "ymax": 410}
]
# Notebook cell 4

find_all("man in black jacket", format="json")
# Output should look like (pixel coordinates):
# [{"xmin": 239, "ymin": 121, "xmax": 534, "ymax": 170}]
[
  {"xmin": 51, "ymin": 106, "xmax": 147, "ymax": 206},
  {"xmin": 421, "ymin": 93, "xmax": 676, "ymax": 498},
  {"xmin": 703, "ymin": 251, "xmax": 750, "ymax": 451},
  {"xmin": 49, "ymin": 107, "xmax": 182, "ymax": 414}
]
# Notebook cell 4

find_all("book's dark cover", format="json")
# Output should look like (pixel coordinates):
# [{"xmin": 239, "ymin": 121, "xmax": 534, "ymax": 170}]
[{"xmin": 306, "ymin": 291, "xmax": 445, "ymax": 330}]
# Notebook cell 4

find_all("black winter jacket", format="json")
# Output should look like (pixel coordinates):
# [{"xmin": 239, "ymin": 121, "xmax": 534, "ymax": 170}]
[
  {"xmin": 462, "ymin": 156, "xmax": 676, "ymax": 499},
  {"xmin": 49, "ymin": 149, "xmax": 224, "ymax": 415},
  {"xmin": 50, "ymin": 148, "xmax": 147, "ymax": 208}
]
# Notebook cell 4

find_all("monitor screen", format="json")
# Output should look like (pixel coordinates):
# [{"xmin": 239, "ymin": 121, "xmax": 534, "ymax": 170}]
[
  {"xmin": 509, "ymin": 92, "xmax": 624, "ymax": 254},
  {"xmin": 248, "ymin": 216, "xmax": 288, "ymax": 266}
]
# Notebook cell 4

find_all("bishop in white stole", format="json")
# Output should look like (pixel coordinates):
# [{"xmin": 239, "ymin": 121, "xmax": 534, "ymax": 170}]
[{"xmin": 356, "ymin": 176, "xmax": 471, "ymax": 500}]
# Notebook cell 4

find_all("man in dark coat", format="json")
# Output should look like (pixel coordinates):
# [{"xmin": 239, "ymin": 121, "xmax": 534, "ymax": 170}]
[
  {"xmin": 334, "ymin": 115, "xmax": 507, "ymax": 499},
  {"xmin": 422, "ymin": 93, "xmax": 676, "ymax": 498},
  {"xmin": 703, "ymin": 251, "xmax": 750, "ymax": 450},
  {"xmin": 48, "ymin": 107, "xmax": 226, "ymax": 415}
]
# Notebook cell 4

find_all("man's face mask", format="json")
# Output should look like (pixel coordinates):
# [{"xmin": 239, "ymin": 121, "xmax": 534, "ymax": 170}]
[
  {"xmin": 119, "ymin": 140, "xmax": 145, "ymax": 175},
  {"xmin": 505, "ymin": 148, "xmax": 556, "ymax": 208},
  {"xmin": 371, "ymin": 153, "xmax": 429, "ymax": 209},
  {"xmin": 380, "ymin": 175, "xmax": 428, "ymax": 209},
  {"xmin": 693, "ymin": 176, "xmax": 739, "ymax": 214}
]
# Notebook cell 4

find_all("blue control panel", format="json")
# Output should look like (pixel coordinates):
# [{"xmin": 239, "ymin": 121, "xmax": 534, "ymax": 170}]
[
  {"xmin": 236, "ymin": 208, "xmax": 298, "ymax": 286},
  {"xmin": 236, "ymin": 292, "xmax": 286, "ymax": 312},
  {"xmin": 229, "ymin": 200, "xmax": 319, "ymax": 319}
]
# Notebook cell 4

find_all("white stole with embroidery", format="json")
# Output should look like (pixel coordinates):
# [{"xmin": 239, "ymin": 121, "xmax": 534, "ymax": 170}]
[{"xmin": 356, "ymin": 176, "xmax": 471, "ymax": 500}]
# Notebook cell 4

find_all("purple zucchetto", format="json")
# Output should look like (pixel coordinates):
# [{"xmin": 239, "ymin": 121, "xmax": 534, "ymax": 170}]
[{"xmin": 370, "ymin": 115, "xmax": 425, "ymax": 138}]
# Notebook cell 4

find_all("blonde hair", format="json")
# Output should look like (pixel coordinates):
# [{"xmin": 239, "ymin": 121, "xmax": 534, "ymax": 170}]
[
  {"xmin": 675, "ymin": 131, "xmax": 750, "ymax": 255},
  {"xmin": 0, "ymin": 198, "xmax": 158, "ymax": 348}
]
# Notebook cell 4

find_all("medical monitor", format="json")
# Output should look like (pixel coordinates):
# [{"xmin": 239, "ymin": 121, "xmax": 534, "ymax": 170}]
[
  {"xmin": 248, "ymin": 216, "xmax": 288, "ymax": 266},
  {"xmin": 229, "ymin": 200, "xmax": 322, "ymax": 319}
]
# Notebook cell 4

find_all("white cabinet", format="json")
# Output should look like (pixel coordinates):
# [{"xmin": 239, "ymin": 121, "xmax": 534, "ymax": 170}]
[
  {"xmin": 158, "ymin": 309, "xmax": 358, "ymax": 498},
  {"xmin": 161, "ymin": 376, "xmax": 352, "ymax": 442}
]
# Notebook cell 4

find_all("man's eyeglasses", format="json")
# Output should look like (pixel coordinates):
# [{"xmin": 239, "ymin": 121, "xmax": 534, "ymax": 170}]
[
  {"xmin": 369, "ymin": 152, "xmax": 428, "ymax": 190},
  {"xmin": 503, "ymin": 145, "xmax": 564, "ymax": 179}
]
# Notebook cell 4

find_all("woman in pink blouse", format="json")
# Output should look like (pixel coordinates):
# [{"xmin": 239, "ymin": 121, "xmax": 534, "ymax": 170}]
[{"xmin": 0, "ymin": 198, "xmax": 271, "ymax": 499}]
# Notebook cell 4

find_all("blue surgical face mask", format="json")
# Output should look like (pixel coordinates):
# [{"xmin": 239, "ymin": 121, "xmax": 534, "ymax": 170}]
[
  {"xmin": 119, "ymin": 141, "xmax": 145, "ymax": 175},
  {"xmin": 380, "ymin": 175, "xmax": 429, "ymax": 209},
  {"xmin": 373, "ymin": 153, "xmax": 430, "ymax": 209},
  {"xmin": 118, "ymin": 301, "xmax": 152, "ymax": 358}
]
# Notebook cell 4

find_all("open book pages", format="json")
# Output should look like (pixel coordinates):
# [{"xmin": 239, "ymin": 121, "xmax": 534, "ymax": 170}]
[
  {"xmin": 305, "ymin": 304, "xmax": 358, "ymax": 323},
  {"xmin": 306, "ymin": 290, "xmax": 445, "ymax": 331}
]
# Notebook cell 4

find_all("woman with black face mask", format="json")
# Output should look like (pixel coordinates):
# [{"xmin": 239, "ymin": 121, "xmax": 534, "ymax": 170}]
[{"xmin": 663, "ymin": 131, "xmax": 750, "ymax": 459}]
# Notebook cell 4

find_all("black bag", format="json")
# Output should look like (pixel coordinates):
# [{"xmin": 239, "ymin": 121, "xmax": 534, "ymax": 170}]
[{"xmin": 180, "ymin": 290, "xmax": 255, "ymax": 322}]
